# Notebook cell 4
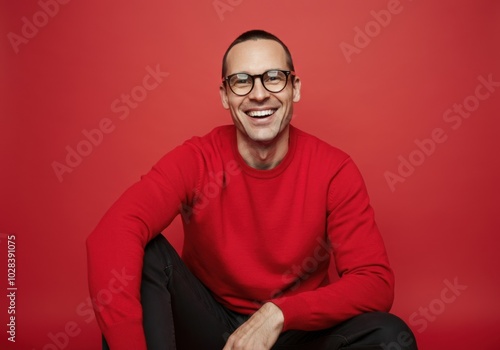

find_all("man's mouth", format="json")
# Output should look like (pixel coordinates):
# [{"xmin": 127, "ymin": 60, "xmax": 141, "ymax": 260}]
[{"xmin": 245, "ymin": 109, "xmax": 277, "ymax": 119}]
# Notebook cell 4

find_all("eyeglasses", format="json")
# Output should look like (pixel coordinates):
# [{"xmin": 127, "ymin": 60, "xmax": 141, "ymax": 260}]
[{"xmin": 223, "ymin": 70, "xmax": 294, "ymax": 96}]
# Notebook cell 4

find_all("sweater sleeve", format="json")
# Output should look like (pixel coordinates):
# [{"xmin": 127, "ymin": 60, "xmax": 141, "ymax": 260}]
[
  {"xmin": 270, "ymin": 157, "xmax": 395, "ymax": 331},
  {"xmin": 86, "ymin": 144, "xmax": 200, "ymax": 349}
]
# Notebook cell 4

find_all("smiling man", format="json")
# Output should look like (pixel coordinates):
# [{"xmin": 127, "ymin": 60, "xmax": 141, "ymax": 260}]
[
  {"xmin": 220, "ymin": 38, "xmax": 300, "ymax": 171},
  {"xmin": 87, "ymin": 30, "xmax": 417, "ymax": 350}
]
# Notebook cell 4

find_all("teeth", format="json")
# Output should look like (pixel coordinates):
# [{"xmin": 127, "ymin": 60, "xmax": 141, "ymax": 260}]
[{"xmin": 247, "ymin": 109, "xmax": 275, "ymax": 117}]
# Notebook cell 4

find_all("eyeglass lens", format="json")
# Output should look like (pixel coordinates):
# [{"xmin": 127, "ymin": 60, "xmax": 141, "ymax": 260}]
[{"xmin": 228, "ymin": 70, "xmax": 288, "ymax": 96}]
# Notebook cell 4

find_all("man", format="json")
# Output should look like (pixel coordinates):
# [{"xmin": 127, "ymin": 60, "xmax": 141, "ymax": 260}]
[{"xmin": 87, "ymin": 30, "xmax": 417, "ymax": 349}]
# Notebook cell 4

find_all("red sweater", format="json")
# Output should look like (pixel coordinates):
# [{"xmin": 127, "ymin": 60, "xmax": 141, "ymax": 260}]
[{"xmin": 87, "ymin": 125, "xmax": 394, "ymax": 349}]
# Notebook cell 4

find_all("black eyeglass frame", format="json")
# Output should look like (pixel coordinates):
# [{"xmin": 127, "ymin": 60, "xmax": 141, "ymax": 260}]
[{"xmin": 222, "ymin": 70, "xmax": 295, "ymax": 96}]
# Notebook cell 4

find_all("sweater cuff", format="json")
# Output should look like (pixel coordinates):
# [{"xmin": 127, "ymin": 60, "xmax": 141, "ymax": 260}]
[
  {"xmin": 270, "ymin": 295, "xmax": 311, "ymax": 331},
  {"xmin": 102, "ymin": 320, "xmax": 147, "ymax": 350}
]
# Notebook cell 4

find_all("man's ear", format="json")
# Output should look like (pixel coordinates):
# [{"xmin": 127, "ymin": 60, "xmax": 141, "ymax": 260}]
[
  {"xmin": 219, "ymin": 84, "xmax": 230, "ymax": 109},
  {"xmin": 292, "ymin": 76, "xmax": 301, "ymax": 103}
]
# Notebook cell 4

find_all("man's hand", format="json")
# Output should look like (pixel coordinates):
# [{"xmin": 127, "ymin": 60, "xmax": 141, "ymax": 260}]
[{"xmin": 223, "ymin": 302, "xmax": 284, "ymax": 350}]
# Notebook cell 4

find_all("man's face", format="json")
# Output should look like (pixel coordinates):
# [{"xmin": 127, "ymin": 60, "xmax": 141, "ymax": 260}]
[{"xmin": 220, "ymin": 39, "xmax": 301, "ymax": 144}]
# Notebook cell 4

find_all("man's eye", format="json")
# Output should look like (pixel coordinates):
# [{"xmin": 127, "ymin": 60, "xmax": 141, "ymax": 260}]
[
  {"xmin": 236, "ymin": 79, "xmax": 250, "ymax": 84},
  {"xmin": 265, "ymin": 76, "xmax": 282, "ymax": 84},
  {"xmin": 232, "ymin": 74, "xmax": 251, "ymax": 85},
  {"xmin": 265, "ymin": 71, "xmax": 283, "ymax": 83}
]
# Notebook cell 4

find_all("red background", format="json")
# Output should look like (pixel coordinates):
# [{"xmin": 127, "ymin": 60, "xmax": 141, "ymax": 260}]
[{"xmin": 1, "ymin": 0, "xmax": 499, "ymax": 349}]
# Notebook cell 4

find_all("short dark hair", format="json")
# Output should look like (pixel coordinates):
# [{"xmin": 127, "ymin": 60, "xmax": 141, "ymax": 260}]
[{"xmin": 221, "ymin": 30, "xmax": 295, "ymax": 78}]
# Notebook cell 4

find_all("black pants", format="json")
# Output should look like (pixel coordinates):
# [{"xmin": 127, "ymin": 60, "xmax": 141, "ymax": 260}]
[{"xmin": 103, "ymin": 235, "xmax": 417, "ymax": 350}]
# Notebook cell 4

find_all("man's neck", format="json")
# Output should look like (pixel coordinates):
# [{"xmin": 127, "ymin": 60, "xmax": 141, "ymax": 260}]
[{"xmin": 236, "ymin": 127, "xmax": 290, "ymax": 170}]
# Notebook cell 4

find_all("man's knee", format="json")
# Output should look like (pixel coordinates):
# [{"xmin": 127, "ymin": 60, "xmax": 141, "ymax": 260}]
[
  {"xmin": 142, "ymin": 234, "xmax": 179, "ymax": 273},
  {"xmin": 372, "ymin": 313, "xmax": 417, "ymax": 350}
]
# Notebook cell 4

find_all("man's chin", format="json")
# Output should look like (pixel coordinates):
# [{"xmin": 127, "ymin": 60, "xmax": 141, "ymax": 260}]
[
  {"xmin": 235, "ymin": 119, "xmax": 289, "ymax": 144},
  {"xmin": 244, "ymin": 128, "xmax": 281, "ymax": 143}
]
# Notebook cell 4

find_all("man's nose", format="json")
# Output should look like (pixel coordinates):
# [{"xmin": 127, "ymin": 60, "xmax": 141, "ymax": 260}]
[{"xmin": 248, "ymin": 77, "xmax": 270, "ymax": 101}]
